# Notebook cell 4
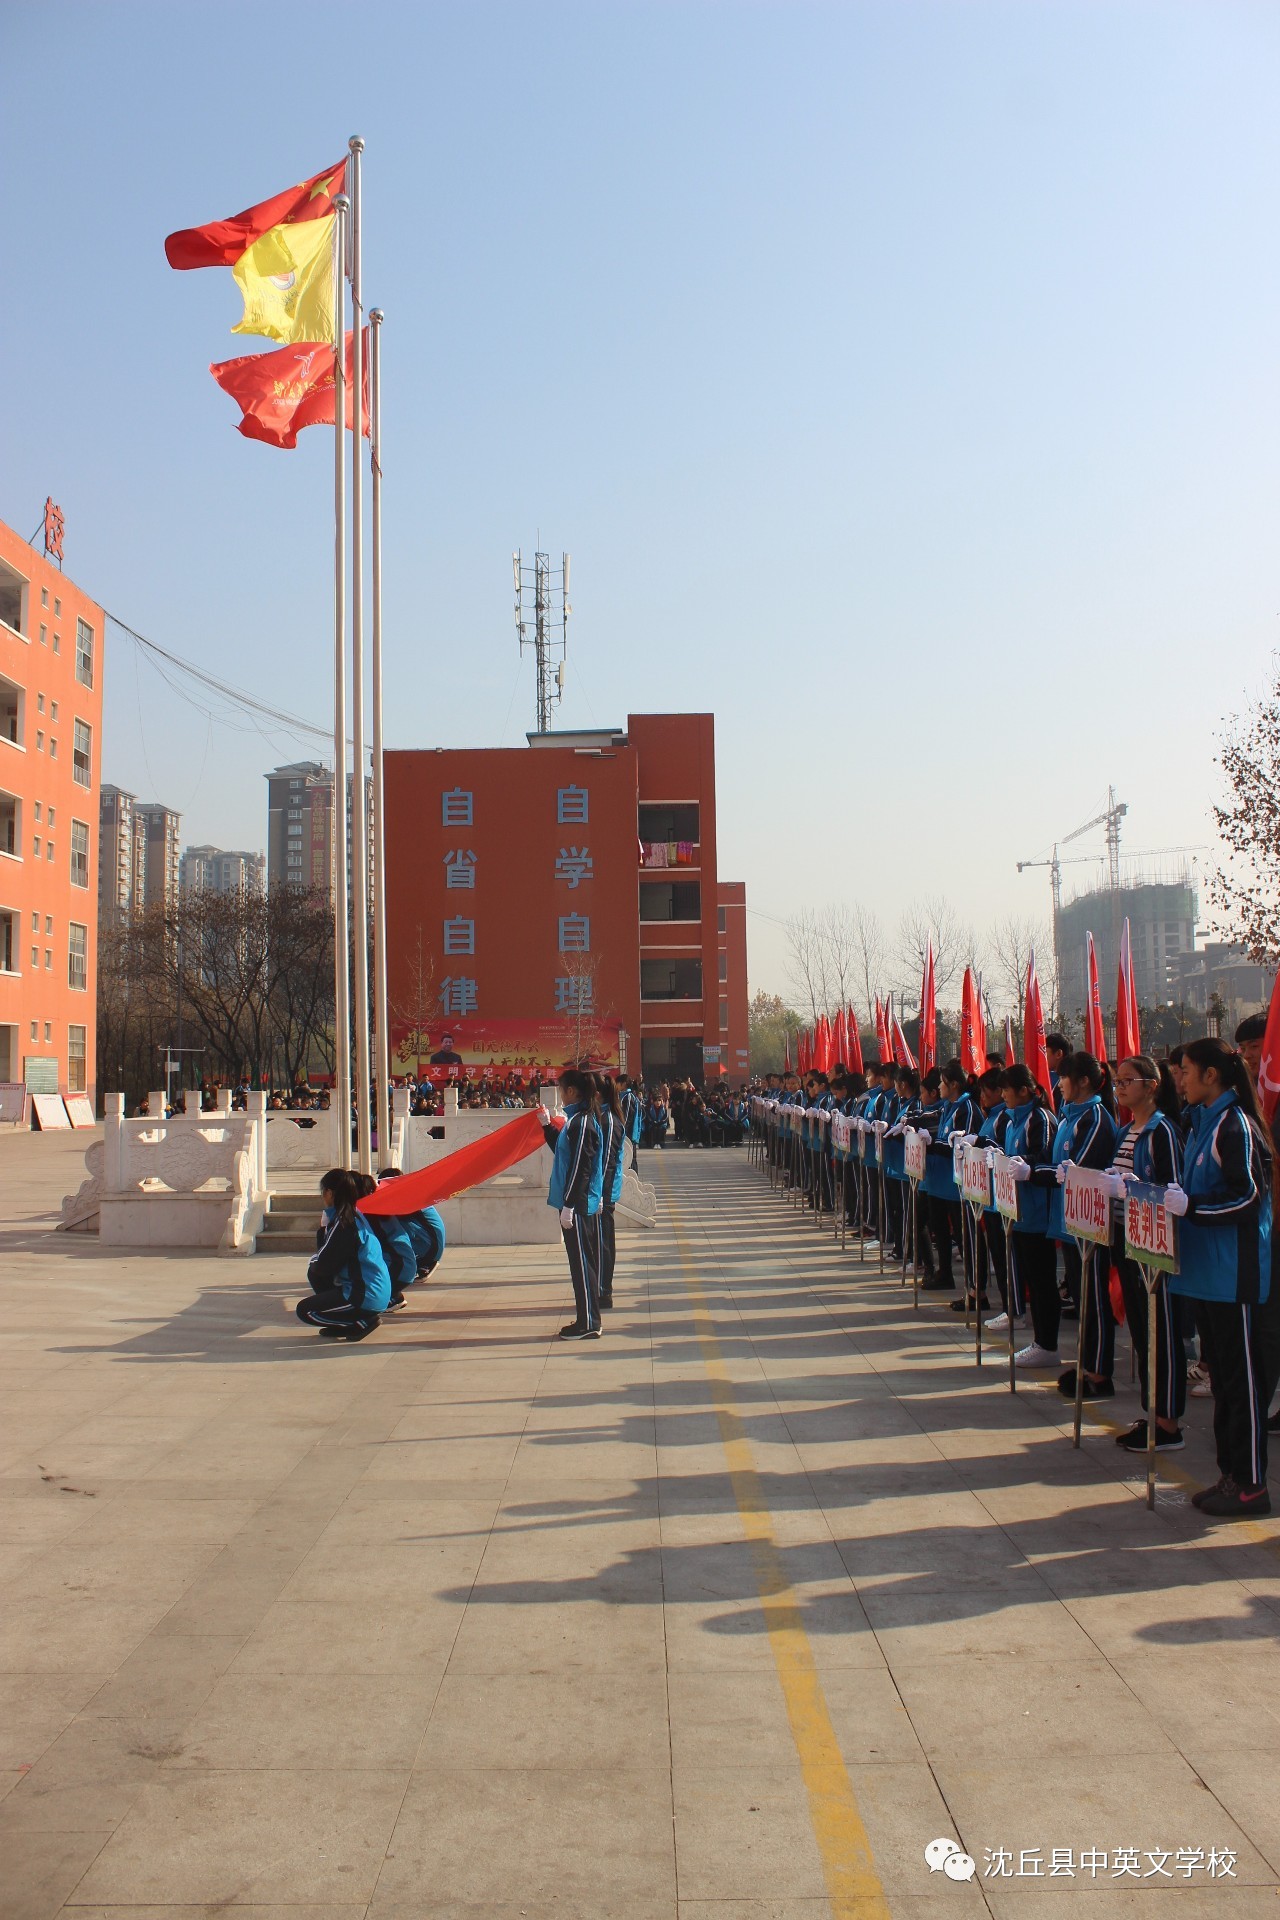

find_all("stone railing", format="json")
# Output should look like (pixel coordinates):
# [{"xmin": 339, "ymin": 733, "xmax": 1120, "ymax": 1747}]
[{"xmin": 59, "ymin": 1090, "xmax": 268, "ymax": 1252}]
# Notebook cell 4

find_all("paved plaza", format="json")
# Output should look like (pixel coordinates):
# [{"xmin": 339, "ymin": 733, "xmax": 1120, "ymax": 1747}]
[{"xmin": 1, "ymin": 1129, "xmax": 1279, "ymax": 1919}]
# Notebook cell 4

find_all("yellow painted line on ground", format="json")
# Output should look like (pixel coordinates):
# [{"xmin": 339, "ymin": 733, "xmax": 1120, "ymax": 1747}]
[{"xmin": 660, "ymin": 1166, "xmax": 892, "ymax": 1920}]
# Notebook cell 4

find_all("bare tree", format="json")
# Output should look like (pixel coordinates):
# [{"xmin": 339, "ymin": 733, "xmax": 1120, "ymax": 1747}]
[
  {"xmin": 785, "ymin": 909, "xmax": 831, "ymax": 1023},
  {"xmin": 391, "ymin": 925, "xmax": 437, "ymax": 1078},
  {"xmin": 894, "ymin": 895, "xmax": 976, "ymax": 1007},
  {"xmin": 849, "ymin": 904, "xmax": 887, "ymax": 1030},
  {"xmin": 988, "ymin": 914, "xmax": 1053, "ymax": 1026},
  {"xmin": 556, "ymin": 949, "xmax": 616, "ymax": 1068},
  {"xmin": 817, "ymin": 904, "xmax": 859, "ymax": 1013},
  {"xmin": 266, "ymin": 888, "xmax": 335, "ymax": 1087},
  {"xmin": 1211, "ymin": 662, "xmax": 1280, "ymax": 962}
]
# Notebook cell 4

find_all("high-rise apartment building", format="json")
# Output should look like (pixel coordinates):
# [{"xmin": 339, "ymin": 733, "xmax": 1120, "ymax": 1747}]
[
  {"xmin": 98, "ymin": 786, "xmax": 182, "ymax": 917},
  {"xmin": 1056, "ymin": 879, "xmax": 1198, "ymax": 1023},
  {"xmin": 134, "ymin": 804, "xmax": 181, "ymax": 915},
  {"xmin": 266, "ymin": 762, "xmax": 334, "ymax": 893},
  {"xmin": 180, "ymin": 845, "xmax": 265, "ymax": 900},
  {"xmin": 0, "ymin": 514, "xmax": 105, "ymax": 1101}
]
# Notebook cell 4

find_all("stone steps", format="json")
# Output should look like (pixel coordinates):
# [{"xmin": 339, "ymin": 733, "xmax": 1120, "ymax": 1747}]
[{"xmin": 256, "ymin": 1192, "xmax": 320, "ymax": 1257}]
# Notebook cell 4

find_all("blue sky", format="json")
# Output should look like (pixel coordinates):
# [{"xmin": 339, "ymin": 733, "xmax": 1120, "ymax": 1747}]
[{"xmin": 4, "ymin": 0, "xmax": 1278, "ymax": 996}]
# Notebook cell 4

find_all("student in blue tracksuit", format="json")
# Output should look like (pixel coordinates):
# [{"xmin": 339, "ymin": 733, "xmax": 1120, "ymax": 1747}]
[
  {"xmin": 1110, "ymin": 1056, "xmax": 1187, "ymax": 1453},
  {"xmin": 918, "ymin": 1067, "xmax": 956, "ymax": 1290},
  {"xmin": 1165, "ymin": 1039, "xmax": 1272, "ymax": 1518},
  {"xmin": 1049, "ymin": 1053, "xmax": 1118, "ymax": 1401},
  {"xmin": 372, "ymin": 1168, "xmax": 447, "ymax": 1280},
  {"xmin": 541, "ymin": 1069, "xmax": 606, "ymax": 1339},
  {"xmin": 619, "ymin": 1076, "xmax": 643, "ymax": 1171},
  {"xmin": 999, "ymin": 1065, "xmax": 1061, "ymax": 1367},
  {"xmin": 934, "ymin": 1061, "xmax": 981, "ymax": 1312},
  {"xmin": 887, "ymin": 1066, "xmax": 921, "ymax": 1261},
  {"xmin": 353, "ymin": 1173, "xmax": 418, "ymax": 1310},
  {"xmin": 297, "ymin": 1168, "xmax": 392, "ymax": 1340},
  {"xmin": 596, "ymin": 1075, "xmax": 627, "ymax": 1310},
  {"xmin": 973, "ymin": 1068, "xmax": 1013, "ymax": 1324}
]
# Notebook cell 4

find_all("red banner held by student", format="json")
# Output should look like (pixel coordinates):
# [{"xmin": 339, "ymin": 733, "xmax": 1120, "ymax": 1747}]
[
  {"xmin": 358, "ymin": 1109, "xmax": 557, "ymax": 1216},
  {"xmin": 1084, "ymin": 931, "xmax": 1107, "ymax": 1063},
  {"xmin": 1024, "ymin": 950, "xmax": 1053, "ymax": 1104},
  {"xmin": 919, "ymin": 941, "xmax": 937, "ymax": 1073},
  {"xmin": 846, "ymin": 1005, "xmax": 864, "ymax": 1075}
]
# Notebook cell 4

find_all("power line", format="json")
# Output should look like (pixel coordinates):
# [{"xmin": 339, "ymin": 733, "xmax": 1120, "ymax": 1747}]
[{"xmin": 106, "ymin": 610, "xmax": 337, "ymax": 749}]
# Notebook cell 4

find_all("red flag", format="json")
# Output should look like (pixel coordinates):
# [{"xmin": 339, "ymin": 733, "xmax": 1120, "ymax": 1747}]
[
  {"xmin": 919, "ymin": 941, "xmax": 937, "ymax": 1073},
  {"xmin": 1084, "ymin": 932, "xmax": 1107, "ymax": 1062},
  {"xmin": 971, "ymin": 971, "xmax": 989, "ymax": 1073},
  {"xmin": 816, "ymin": 1014, "xmax": 833, "ymax": 1073},
  {"xmin": 874, "ymin": 996, "xmax": 892, "ymax": 1065},
  {"xmin": 1004, "ymin": 1015, "xmax": 1016, "ymax": 1067},
  {"xmin": 833, "ymin": 1007, "xmax": 848, "ymax": 1067},
  {"xmin": 891, "ymin": 1004, "xmax": 917, "ymax": 1070},
  {"xmin": 846, "ymin": 1005, "xmax": 865, "ymax": 1075},
  {"xmin": 358, "ymin": 1108, "xmax": 553, "ymax": 1214},
  {"xmin": 1257, "ymin": 969, "xmax": 1280, "ymax": 1127},
  {"xmin": 1115, "ymin": 916, "xmax": 1141, "ymax": 1063},
  {"xmin": 959, "ymin": 966, "xmax": 980, "ymax": 1076},
  {"xmin": 782, "ymin": 1033, "xmax": 792, "ymax": 1075},
  {"xmin": 209, "ymin": 332, "xmax": 369, "ymax": 449},
  {"xmin": 1024, "ymin": 950, "xmax": 1053, "ymax": 1103},
  {"xmin": 165, "ymin": 159, "xmax": 347, "ymax": 269}
]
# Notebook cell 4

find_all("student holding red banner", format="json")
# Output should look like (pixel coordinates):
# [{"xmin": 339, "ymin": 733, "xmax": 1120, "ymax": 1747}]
[
  {"xmin": 1110, "ymin": 1056, "xmax": 1187, "ymax": 1452},
  {"xmin": 540, "ymin": 1070, "xmax": 606, "ymax": 1340}
]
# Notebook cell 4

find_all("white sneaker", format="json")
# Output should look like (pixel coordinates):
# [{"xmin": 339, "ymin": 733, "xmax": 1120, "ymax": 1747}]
[
  {"xmin": 984, "ymin": 1312, "xmax": 1027, "ymax": 1333},
  {"xmin": 1187, "ymin": 1360, "xmax": 1213, "ymax": 1399},
  {"xmin": 1013, "ymin": 1343, "xmax": 1060, "ymax": 1368}
]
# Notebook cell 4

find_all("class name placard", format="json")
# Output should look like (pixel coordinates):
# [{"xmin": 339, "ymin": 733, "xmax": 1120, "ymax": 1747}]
[
  {"xmin": 1062, "ymin": 1164, "xmax": 1113, "ymax": 1246},
  {"xmin": 903, "ymin": 1129, "xmax": 927, "ymax": 1183},
  {"xmin": 961, "ymin": 1144, "xmax": 992, "ymax": 1207},
  {"xmin": 1124, "ymin": 1180, "xmax": 1178, "ymax": 1273},
  {"xmin": 991, "ymin": 1150, "xmax": 1021, "ymax": 1222}
]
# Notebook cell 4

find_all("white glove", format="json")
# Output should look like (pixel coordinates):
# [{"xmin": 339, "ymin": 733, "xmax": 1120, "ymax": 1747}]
[
  {"xmin": 537, "ymin": 1104, "xmax": 551, "ymax": 1124},
  {"xmin": 888, "ymin": 1122, "xmax": 905, "ymax": 1138},
  {"xmin": 1007, "ymin": 1157, "xmax": 1031, "ymax": 1184},
  {"xmin": 559, "ymin": 1206, "xmax": 575, "ymax": 1228},
  {"xmin": 1105, "ymin": 1171, "xmax": 1130, "ymax": 1200},
  {"xmin": 1162, "ymin": 1184, "xmax": 1188, "ymax": 1217},
  {"xmin": 1054, "ymin": 1163, "xmax": 1068, "ymax": 1184}
]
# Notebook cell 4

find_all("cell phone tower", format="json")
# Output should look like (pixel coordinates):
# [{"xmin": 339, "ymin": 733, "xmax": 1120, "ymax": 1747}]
[{"xmin": 513, "ymin": 547, "xmax": 571, "ymax": 734}]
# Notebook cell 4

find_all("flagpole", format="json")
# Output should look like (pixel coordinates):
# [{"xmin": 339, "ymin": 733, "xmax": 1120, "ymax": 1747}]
[
  {"xmin": 332, "ymin": 194, "xmax": 352, "ymax": 1170},
  {"xmin": 369, "ymin": 307, "xmax": 390, "ymax": 1163},
  {"xmin": 348, "ymin": 133, "xmax": 373, "ymax": 1175}
]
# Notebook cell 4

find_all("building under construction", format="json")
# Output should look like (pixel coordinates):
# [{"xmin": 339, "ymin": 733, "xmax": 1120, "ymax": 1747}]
[{"xmin": 1056, "ymin": 879, "xmax": 1198, "ymax": 1025}]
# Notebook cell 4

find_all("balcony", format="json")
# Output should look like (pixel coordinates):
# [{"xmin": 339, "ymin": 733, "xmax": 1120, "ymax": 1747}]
[
  {"xmin": 641, "ymin": 956, "xmax": 703, "ymax": 1001},
  {"xmin": 639, "ymin": 841, "xmax": 700, "ymax": 871}
]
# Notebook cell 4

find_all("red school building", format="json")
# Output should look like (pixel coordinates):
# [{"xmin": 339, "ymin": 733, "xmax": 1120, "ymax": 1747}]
[{"xmin": 383, "ymin": 712, "xmax": 749, "ymax": 1086}]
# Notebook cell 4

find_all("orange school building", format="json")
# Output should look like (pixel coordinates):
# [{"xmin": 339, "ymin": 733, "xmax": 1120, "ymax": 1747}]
[
  {"xmin": 0, "ymin": 517, "xmax": 104, "ymax": 1109},
  {"xmin": 384, "ymin": 712, "xmax": 749, "ymax": 1086}
]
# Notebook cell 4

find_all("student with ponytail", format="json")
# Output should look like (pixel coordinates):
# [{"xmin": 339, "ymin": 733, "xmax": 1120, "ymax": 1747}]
[
  {"xmin": 1110, "ymin": 1056, "xmax": 1187, "ymax": 1452},
  {"xmin": 296, "ymin": 1168, "xmax": 392, "ymax": 1341},
  {"xmin": 541, "ymin": 1069, "xmax": 606, "ymax": 1340},
  {"xmin": 1164, "ymin": 1039, "xmax": 1273, "ymax": 1518}
]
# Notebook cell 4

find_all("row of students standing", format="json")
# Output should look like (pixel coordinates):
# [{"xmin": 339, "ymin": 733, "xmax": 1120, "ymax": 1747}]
[{"xmin": 758, "ymin": 1034, "xmax": 1276, "ymax": 1519}]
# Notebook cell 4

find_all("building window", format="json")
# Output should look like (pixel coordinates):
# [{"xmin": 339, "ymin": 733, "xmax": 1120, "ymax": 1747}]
[
  {"xmin": 75, "ymin": 619, "xmax": 95, "ymax": 689},
  {"xmin": 32, "ymin": 836, "xmax": 40, "ymax": 858},
  {"xmin": 640, "ymin": 880, "xmax": 701, "ymax": 922},
  {"xmin": 47, "ymin": 806, "xmax": 54, "ymax": 826},
  {"xmin": 0, "ymin": 910, "xmax": 14, "ymax": 972},
  {"xmin": 54, "ymin": 597, "xmax": 61, "ymax": 617},
  {"xmin": 29, "ymin": 1021, "xmax": 37, "ymax": 1040},
  {"xmin": 68, "ymin": 922, "xmax": 87, "ymax": 991},
  {"xmin": 41, "ymin": 588, "xmax": 48, "ymax": 609},
  {"xmin": 718, "ymin": 906, "xmax": 727, "ymax": 934},
  {"xmin": 35, "ymin": 731, "xmax": 43, "ymax": 752},
  {"xmin": 49, "ymin": 738, "xmax": 56, "ymax": 758},
  {"xmin": 53, "ymin": 634, "xmax": 60, "ymax": 654},
  {"xmin": 720, "ymin": 998, "xmax": 729, "ymax": 1029},
  {"xmin": 718, "ymin": 952, "xmax": 728, "ymax": 982},
  {"xmin": 31, "ymin": 946, "xmax": 39, "ymax": 968},
  {"xmin": 39, "ymin": 625, "xmax": 46, "ymax": 646},
  {"xmin": 73, "ymin": 720, "xmax": 91, "ymax": 787},
  {"xmin": 33, "ymin": 802, "xmax": 41, "ymax": 822},
  {"xmin": 45, "ymin": 915, "xmax": 52, "ymax": 934},
  {"xmin": 46, "ymin": 842, "xmax": 54, "ymax": 862},
  {"xmin": 639, "ymin": 802, "xmax": 699, "ymax": 845},
  {"xmin": 31, "ymin": 912, "xmax": 37, "ymax": 931},
  {"xmin": 67, "ymin": 1025, "xmax": 86, "ymax": 1093},
  {"xmin": 70, "ymin": 820, "xmax": 89, "ymax": 888},
  {"xmin": 44, "ymin": 1021, "xmax": 51, "ymax": 1043},
  {"xmin": 36, "ymin": 694, "xmax": 44, "ymax": 715},
  {"xmin": 50, "ymin": 702, "xmax": 57, "ymax": 722},
  {"xmin": 45, "ymin": 949, "xmax": 52, "ymax": 970},
  {"xmin": 640, "ymin": 957, "xmax": 703, "ymax": 1000}
]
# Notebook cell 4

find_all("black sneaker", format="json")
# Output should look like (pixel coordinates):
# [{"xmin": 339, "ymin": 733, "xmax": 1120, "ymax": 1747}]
[
  {"xmin": 599, "ymin": 1294, "xmax": 614, "ymax": 1311},
  {"xmin": 387, "ymin": 1292, "xmax": 407, "ymax": 1311},
  {"xmin": 560, "ymin": 1322, "xmax": 602, "ymax": 1340},
  {"xmin": 341, "ymin": 1323, "xmax": 376, "ymax": 1342},
  {"xmin": 1191, "ymin": 1475, "xmax": 1230, "ymax": 1509},
  {"xmin": 921, "ymin": 1275, "xmax": 952, "ymax": 1292},
  {"xmin": 318, "ymin": 1325, "xmax": 345, "ymax": 1339},
  {"xmin": 1197, "ymin": 1480, "xmax": 1272, "ymax": 1519},
  {"xmin": 1116, "ymin": 1420, "xmax": 1185, "ymax": 1452},
  {"xmin": 949, "ymin": 1296, "xmax": 989, "ymax": 1312},
  {"xmin": 1057, "ymin": 1368, "xmax": 1115, "ymax": 1400}
]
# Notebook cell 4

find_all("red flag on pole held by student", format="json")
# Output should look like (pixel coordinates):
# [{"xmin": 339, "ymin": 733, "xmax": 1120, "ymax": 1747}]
[
  {"xmin": 782, "ymin": 1033, "xmax": 792, "ymax": 1075},
  {"xmin": 357, "ymin": 1108, "xmax": 557, "ymax": 1215},
  {"xmin": 846, "ymin": 1005, "xmax": 864, "ymax": 1075},
  {"xmin": 874, "ymin": 996, "xmax": 891, "ymax": 1065},
  {"xmin": 1256, "ymin": 968, "xmax": 1280, "ymax": 1127},
  {"xmin": 816, "ymin": 1014, "xmax": 833, "ymax": 1074},
  {"xmin": 919, "ymin": 942, "xmax": 937, "ymax": 1073},
  {"xmin": 209, "ymin": 332, "xmax": 370, "ymax": 448},
  {"xmin": 1004, "ymin": 1015, "xmax": 1017, "ymax": 1067},
  {"xmin": 891, "ymin": 1004, "xmax": 917, "ymax": 1070},
  {"xmin": 832, "ymin": 1007, "xmax": 848, "ymax": 1068},
  {"xmin": 1115, "ymin": 917, "xmax": 1140, "ymax": 1063},
  {"xmin": 1084, "ymin": 932, "xmax": 1107, "ymax": 1062},
  {"xmin": 959, "ymin": 966, "xmax": 981, "ymax": 1076},
  {"xmin": 1024, "ymin": 949, "xmax": 1053, "ymax": 1104}
]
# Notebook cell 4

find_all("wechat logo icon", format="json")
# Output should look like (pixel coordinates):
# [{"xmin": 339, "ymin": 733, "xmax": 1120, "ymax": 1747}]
[{"xmin": 925, "ymin": 1838, "xmax": 977, "ymax": 1882}]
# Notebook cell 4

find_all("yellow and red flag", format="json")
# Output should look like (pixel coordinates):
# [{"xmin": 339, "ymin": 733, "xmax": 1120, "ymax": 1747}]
[
  {"xmin": 209, "ymin": 333, "xmax": 369, "ymax": 450},
  {"xmin": 165, "ymin": 160, "xmax": 346, "ymax": 344}
]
